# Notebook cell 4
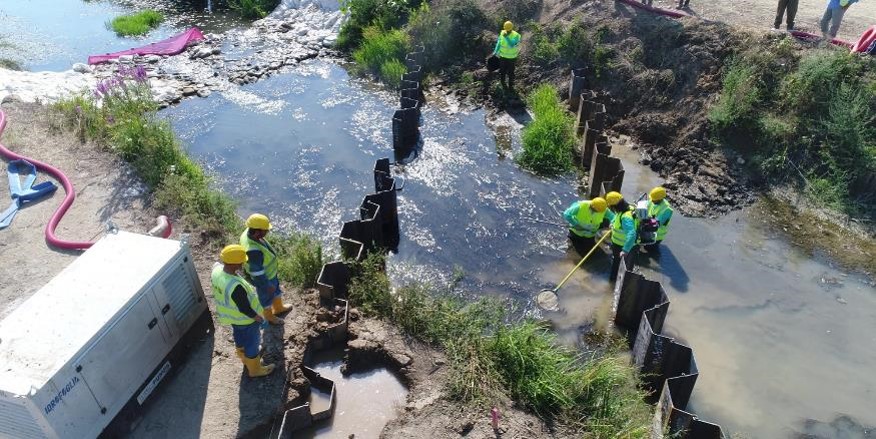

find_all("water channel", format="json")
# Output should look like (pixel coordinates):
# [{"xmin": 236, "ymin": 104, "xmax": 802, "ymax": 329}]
[{"xmin": 3, "ymin": 0, "xmax": 875, "ymax": 437}]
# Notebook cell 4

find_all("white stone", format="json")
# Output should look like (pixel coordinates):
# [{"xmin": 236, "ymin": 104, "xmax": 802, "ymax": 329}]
[
  {"xmin": 72, "ymin": 63, "xmax": 92, "ymax": 74},
  {"xmin": 118, "ymin": 55, "xmax": 134, "ymax": 64}
]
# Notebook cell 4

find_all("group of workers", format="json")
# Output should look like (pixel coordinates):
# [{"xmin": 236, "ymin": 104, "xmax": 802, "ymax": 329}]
[
  {"xmin": 211, "ymin": 213, "xmax": 291, "ymax": 378},
  {"xmin": 563, "ymin": 187, "xmax": 673, "ymax": 281},
  {"xmin": 775, "ymin": 0, "xmax": 862, "ymax": 37}
]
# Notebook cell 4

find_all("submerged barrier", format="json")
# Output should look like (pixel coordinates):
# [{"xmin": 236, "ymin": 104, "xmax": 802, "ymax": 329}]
[
  {"xmin": 569, "ymin": 71, "xmax": 724, "ymax": 438},
  {"xmin": 392, "ymin": 44, "xmax": 425, "ymax": 161}
]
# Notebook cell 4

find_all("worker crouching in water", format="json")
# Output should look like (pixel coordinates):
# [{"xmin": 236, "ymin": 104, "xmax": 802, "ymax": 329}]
[
  {"xmin": 645, "ymin": 186, "xmax": 673, "ymax": 253},
  {"xmin": 240, "ymin": 214, "xmax": 294, "ymax": 325},
  {"xmin": 604, "ymin": 191, "xmax": 638, "ymax": 281},
  {"xmin": 493, "ymin": 21, "xmax": 521, "ymax": 92},
  {"xmin": 563, "ymin": 196, "xmax": 608, "ymax": 255},
  {"xmin": 211, "ymin": 245, "xmax": 276, "ymax": 378}
]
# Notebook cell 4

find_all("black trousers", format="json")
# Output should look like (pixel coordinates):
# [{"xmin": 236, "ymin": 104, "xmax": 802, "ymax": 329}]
[
  {"xmin": 610, "ymin": 243, "xmax": 637, "ymax": 282},
  {"xmin": 568, "ymin": 232, "xmax": 596, "ymax": 256},
  {"xmin": 499, "ymin": 57, "xmax": 516, "ymax": 90},
  {"xmin": 643, "ymin": 240, "xmax": 662, "ymax": 254},
  {"xmin": 775, "ymin": 0, "xmax": 799, "ymax": 29}
]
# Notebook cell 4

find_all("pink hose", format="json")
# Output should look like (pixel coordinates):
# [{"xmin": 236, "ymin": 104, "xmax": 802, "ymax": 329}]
[{"xmin": 0, "ymin": 109, "xmax": 94, "ymax": 250}]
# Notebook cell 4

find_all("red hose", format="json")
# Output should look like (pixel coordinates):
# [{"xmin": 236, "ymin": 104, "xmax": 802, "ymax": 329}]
[{"xmin": 0, "ymin": 109, "xmax": 94, "ymax": 250}]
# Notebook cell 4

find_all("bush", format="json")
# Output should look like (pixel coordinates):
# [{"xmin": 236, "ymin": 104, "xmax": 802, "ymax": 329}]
[
  {"xmin": 109, "ymin": 10, "xmax": 164, "ymax": 36},
  {"xmin": 353, "ymin": 26, "xmax": 410, "ymax": 85},
  {"xmin": 518, "ymin": 84, "xmax": 575, "ymax": 176},
  {"xmin": 274, "ymin": 233, "xmax": 324, "ymax": 289},
  {"xmin": 711, "ymin": 44, "xmax": 876, "ymax": 214},
  {"xmin": 405, "ymin": 0, "xmax": 490, "ymax": 71},
  {"xmin": 338, "ymin": 0, "xmax": 421, "ymax": 49},
  {"xmin": 227, "ymin": 0, "xmax": 280, "ymax": 19}
]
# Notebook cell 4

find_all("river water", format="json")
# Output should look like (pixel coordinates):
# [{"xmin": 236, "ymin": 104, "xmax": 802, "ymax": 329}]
[
  {"xmin": 0, "ymin": 0, "xmax": 239, "ymax": 72},
  {"xmin": 3, "ymin": 0, "xmax": 875, "ymax": 437}
]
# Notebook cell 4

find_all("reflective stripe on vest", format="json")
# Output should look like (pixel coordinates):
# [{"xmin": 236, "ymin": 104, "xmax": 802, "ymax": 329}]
[
  {"xmin": 648, "ymin": 200, "xmax": 673, "ymax": 241},
  {"xmin": 240, "ymin": 229, "xmax": 278, "ymax": 280},
  {"xmin": 611, "ymin": 208, "xmax": 638, "ymax": 247},
  {"xmin": 571, "ymin": 201, "xmax": 605, "ymax": 238},
  {"xmin": 497, "ymin": 31, "xmax": 521, "ymax": 59},
  {"xmin": 211, "ymin": 264, "xmax": 263, "ymax": 326}
]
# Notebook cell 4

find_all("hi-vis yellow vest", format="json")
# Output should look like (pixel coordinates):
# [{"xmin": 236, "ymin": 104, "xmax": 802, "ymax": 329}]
[
  {"xmin": 611, "ymin": 208, "xmax": 638, "ymax": 247},
  {"xmin": 571, "ymin": 201, "xmax": 606, "ymax": 238},
  {"xmin": 648, "ymin": 200, "xmax": 673, "ymax": 241},
  {"xmin": 211, "ymin": 264, "xmax": 263, "ymax": 326},
  {"xmin": 497, "ymin": 31, "xmax": 521, "ymax": 59},
  {"xmin": 240, "ymin": 230, "xmax": 278, "ymax": 281}
]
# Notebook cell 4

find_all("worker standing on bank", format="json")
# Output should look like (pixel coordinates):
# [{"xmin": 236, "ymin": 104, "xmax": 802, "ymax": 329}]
[
  {"xmin": 562, "ymin": 197, "xmax": 608, "ymax": 255},
  {"xmin": 645, "ymin": 186, "xmax": 673, "ymax": 253},
  {"xmin": 493, "ymin": 21, "xmax": 521, "ymax": 92},
  {"xmin": 211, "ymin": 245, "xmax": 276, "ymax": 378},
  {"xmin": 604, "ymin": 191, "xmax": 638, "ymax": 281},
  {"xmin": 240, "ymin": 214, "xmax": 293, "ymax": 325}
]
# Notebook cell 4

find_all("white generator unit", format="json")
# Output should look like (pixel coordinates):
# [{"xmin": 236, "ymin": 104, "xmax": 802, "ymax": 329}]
[{"xmin": 0, "ymin": 231, "xmax": 211, "ymax": 439}]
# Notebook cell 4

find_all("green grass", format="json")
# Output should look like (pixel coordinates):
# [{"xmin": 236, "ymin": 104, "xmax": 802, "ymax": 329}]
[
  {"xmin": 109, "ymin": 10, "xmax": 164, "ymax": 37},
  {"xmin": 345, "ymin": 253, "xmax": 652, "ymax": 435},
  {"xmin": 518, "ymin": 84, "xmax": 576, "ymax": 176},
  {"xmin": 274, "ymin": 234, "xmax": 324, "ymax": 289},
  {"xmin": 227, "ymin": 0, "xmax": 280, "ymax": 19},
  {"xmin": 352, "ymin": 26, "xmax": 409, "ymax": 86},
  {"xmin": 709, "ymin": 42, "xmax": 876, "ymax": 216}
]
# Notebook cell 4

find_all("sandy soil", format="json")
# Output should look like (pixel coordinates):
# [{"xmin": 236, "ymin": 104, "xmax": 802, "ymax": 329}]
[
  {"xmin": 0, "ymin": 101, "xmax": 154, "ymax": 319},
  {"xmin": 649, "ymin": 0, "xmax": 875, "ymax": 42}
]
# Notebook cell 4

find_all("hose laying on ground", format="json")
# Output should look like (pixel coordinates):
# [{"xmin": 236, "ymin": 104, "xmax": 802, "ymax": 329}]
[
  {"xmin": 0, "ymin": 109, "xmax": 94, "ymax": 250},
  {"xmin": 615, "ymin": 0, "xmax": 853, "ymax": 48}
]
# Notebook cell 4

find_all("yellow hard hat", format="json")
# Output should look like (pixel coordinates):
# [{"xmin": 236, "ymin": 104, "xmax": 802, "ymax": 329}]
[
  {"xmin": 650, "ymin": 186, "xmax": 667, "ymax": 202},
  {"xmin": 605, "ymin": 191, "xmax": 624, "ymax": 206},
  {"xmin": 590, "ymin": 197, "xmax": 607, "ymax": 212},
  {"xmin": 503, "ymin": 21, "xmax": 513, "ymax": 32},
  {"xmin": 220, "ymin": 244, "xmax": 248, "ymax": 264},
  {"xmin": 245, "ymin": 213, "xmax": 272, "ymax": 230}
]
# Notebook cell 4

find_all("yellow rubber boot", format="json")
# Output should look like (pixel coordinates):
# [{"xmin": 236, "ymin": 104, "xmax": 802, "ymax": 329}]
[
  {"xmin": 243, "ymin": 355, "xmax": 275, "ymax": 378},
  {"xmin": 271, "ymin": 296, "xmax": 293, "ymax": 315},
  {"xmin": 263, "ymin": 308, "xmax": 284, "ymax": 325},
  {"xmin": 235, "ymin": 347, "xmax": 245, "ymax": 361}
]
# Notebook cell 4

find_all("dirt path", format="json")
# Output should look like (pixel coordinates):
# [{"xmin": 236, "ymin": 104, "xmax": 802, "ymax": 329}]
[{"xmin": 650, "ymin": 0, "xmax": 874, "ymax": 41}]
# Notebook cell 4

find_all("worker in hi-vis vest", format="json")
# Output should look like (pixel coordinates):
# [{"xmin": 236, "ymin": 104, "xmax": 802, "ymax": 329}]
[
  {"xmin": 211, "ymin": 244, "xmax": 276, "ymax": 378},
  {"xmin": 563, "ymin": 196, "xmax": 608, "ymax": 256},
  {"xmin": 645, "ymin": 186, "xmax": 673, "ymax": 253},
  {"xmin": 493, "ymin": 21, "xmax": 521, "ymax": 91},
  {"xmin": 240, "ymin": 213, "xmax": 293, "ymax": 325},
  {"xmin": 604, "ymin": 191, "xmax": 638, "ymax": 282}
]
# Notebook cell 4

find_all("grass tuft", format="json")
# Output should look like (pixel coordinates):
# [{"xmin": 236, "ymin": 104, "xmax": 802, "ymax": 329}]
[
  {"xmin": 274, "ymin": 233, "xmax": 324, "ymax": 289},
  {"xmin": 353, "ymin": 26, "xmax": 410, "ymax": 87},
  {"xmin": 109, "ymin": 10, "xmax": 164, "ymax": 37},
  {"xmin": 518, "ymin": 84, "xmax": 575, "ymax": 176}
]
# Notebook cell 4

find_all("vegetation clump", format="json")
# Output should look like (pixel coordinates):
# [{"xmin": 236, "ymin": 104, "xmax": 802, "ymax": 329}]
[
  {"xmin": 226, "ymin": 0, "xmax": 280, "ymax": 19},
  {"xmin": 346, "ymin": 253, "xmax": 651, "ymax": 436},
  {"xmin": 710, "ymin": 39, "xmax": 876, "ymax": 216},
  {"xmin": 274, "ymin": 233, "xmax": 324, "ymax": 289},
  {"xmin": 109, "ymin": 10, "xmax": 164, "ymax": 37},
  {"xmin": 352, "ymin": 27, "xmax": 410, "ymax": 87},
  {"xmin": 518, "ymin": 84, "xmax": 576, "ymax": 176}
]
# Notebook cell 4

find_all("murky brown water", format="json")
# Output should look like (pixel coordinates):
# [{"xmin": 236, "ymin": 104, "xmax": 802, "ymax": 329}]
[
  {"xmin": 300, "ymin": 349, "xmax": 408, "ymax": 438},
  {"xmin": 543, "ymin": 137, "xmax": 876, "ymax": 437}
]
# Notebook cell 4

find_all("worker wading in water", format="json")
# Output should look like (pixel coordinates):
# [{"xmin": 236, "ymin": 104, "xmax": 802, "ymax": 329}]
[
  {"xmin": 562, "ymin": 196, "xmax": 608, "ymax": 255},
  {"xmin": 645, "ymin": 186, "xmax": 673, "ymax": 253},
  {"xmin": 211, "ymin": 245, "xmax": 276, "ymax": 377},
  {"xmin": 240, "ymin": 214, "xmax": 294, "ymax": 325},
  {"xmin": 493, "ymin": 21, "xmax": 521, "ymax": 92},
  {"xmin": 604, "ymin": 191, "xmax": 638, "ymax": 281}
]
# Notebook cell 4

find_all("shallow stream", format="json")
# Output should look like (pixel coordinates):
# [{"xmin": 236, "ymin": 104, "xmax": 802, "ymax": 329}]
[{"xmin": 3, "ymin": 0, "xmax": 875, "ymax": 437}]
